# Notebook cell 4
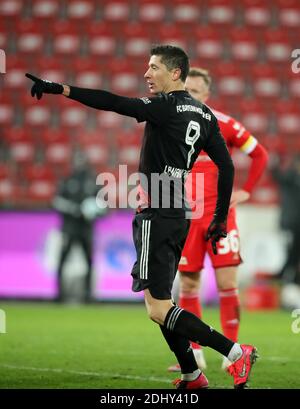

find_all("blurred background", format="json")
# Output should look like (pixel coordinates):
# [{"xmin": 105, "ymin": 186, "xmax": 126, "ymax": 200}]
[{"xmin": 0, "ymin": 0, "xmax": 299, "ymax": 308}]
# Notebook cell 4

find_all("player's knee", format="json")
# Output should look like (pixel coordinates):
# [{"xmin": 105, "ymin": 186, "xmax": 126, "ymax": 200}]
[
  {"xmin": 217, "ymin": 280, "xmax": 238, "ymax": 291},
  {"xmin": 180, "ymin": 273, "xmax": 200, "ymax": 294}
]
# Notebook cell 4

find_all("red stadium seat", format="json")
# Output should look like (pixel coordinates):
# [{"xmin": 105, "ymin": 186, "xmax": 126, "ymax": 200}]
[
  {"xmin": 239, "ymin": 99, "xmax": 270, "ymax": 135},
  {"xmin": 96, "ymin": 110, "xmax": 125, "ymax": 131},
  {"xmin": 260, "ymin": 134, "xmax": 286, "ymax": 156},
  {"xmin": 250, "ymin": 64, "xmax": 282, "ymax": 102},
  {"xmin": 36, "ymin": 57, "xmax": 66, "ymax": 84},
  {"xmin": 44, "ymin": 142, "xmax": 72, "ymax": 167},
  {"xmin": 10, "ymin": 140, "xmax": 35, "ymax": 163},
  {"xmin": 263, "ymin": 29, "xmax": 292, "ymax": 63},
  {"xmin": 287, "ymin": 70, "xmax": 300, "ymax": 99},
  {"xmin": 171, "ymin": 0, "xmax": 201, "ymax": 27},
  {"xmin": 0, "ymin": 26, "xmax": 9, "ymax": 51},
  {"xmin": 122, "ymin": 23, "xmax": 152, "ymax": 60},
  {"xmin": 102, "ymin": 1, "xmax": 131, "ymax": 24},
  {"xmin": 0, "ymin": 0, "xmax": 23, "ymax": 26},
  {"xmin": 79, "ymin": 131, "xmax": 110, "ymax": 168},
  {"xmin": 229, "ymin": 27, "xmax": 259, "ymax": 63},
  {"xmin": 59, "ymin": 101, "xmax": 89, "ymax": 129},
  {"xmin": 157, "ymin": 25, "xmax": 188, "ymax": 51},
  {"xmin": 23, "ymin": 163, "xmax": 56, "ymax": 182},
  {"xmin": 30, "ymin": 0, "xmax": 60, "ymax": 22},
  {"xmin": 40, "ymin": 128, "xmax": 70, "ymax": 146},
  {"xmin": 242, "ymin": 0, "xmax": 272, "ymax": 28},
  {"xmin": 194, "ymin": 26, "xmax": 225, "ymax": 61},
  {"xmin": 23, "ymin": 100, "xmax": 52, "ymax": 128},
  {"xmin": 0, "ymin": 164, "xmax": 11, "ymax": 179},
  {"xmin": 0, "ymin": 163, "xmax": 16, "ymax": 205},
  {"xmin": 52, "ymin": 21, "xmax": 82, "ymax": 56},
  {"xmin": 106, "ymin": 59, "xmax": 139, "ymax": 96},
  {"xmin": 250, "ymin": 177, "xmax": 279, "ymax": 205},
  {"xmin": 214, "ymin": 63, "xmax": 246, "ymax": 97},
  {"xmin": 15, "ymin": 20, "xmax": 45, "ymax": 56},
  {"xmin": 138, "ymin": 0, "xmax": 167, "ymax": 32},
  {"xmin": 6, "ymin": 128, "xmax": 35, "ymax": 164},
  {"xmin": 0, "ymin": 179, "xmax": 17, "ymax": 205},
  {"xmin": 65, "ymin": 0, "xmax": 95, "ymax": 22},
  {"xmin": 4, "ymin": 56, "xmax": 28, "ymax": 93},
  {"xmin": 274, "ymin": 100, "xmax": 300, "ymax": 135},
  {"xmin": 26, "ymin": 180, "xmax": 55, "ymax": 205},
  {"xmin": 206, "ymin": 0, "xmax": 236, "ymax": 28},
  {"xmin": 40, "ymin": 128, "xmax": 73, "ymax": 174},
  {"xmin": 74, "ymin": 70, "xmax": 103, "ymax": 89},
  {"xmin": 0, "ymin": 95, "xmax": 14, "ymax": 126},
  {"xmin": 276, "ymin": 0, "xmax": 300, "ymax": 31},
  {"xmin": 87, "ymin": 22, "xmax": 117, "ymax": 58},
  {"xmin": 70, "ymin": 57, "xmax": 103, "ymax": 88},
  {"xmin": 115, "ymin": 131, "xmax": 141, "ymax": 168}
]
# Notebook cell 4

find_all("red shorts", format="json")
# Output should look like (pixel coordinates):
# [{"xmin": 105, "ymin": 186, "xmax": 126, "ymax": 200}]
[{"xmin": 179, "ymin": 209, "xmax": 242, "ymax": 272}]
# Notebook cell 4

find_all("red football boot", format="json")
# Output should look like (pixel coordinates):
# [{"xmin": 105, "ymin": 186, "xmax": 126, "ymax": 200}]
[
  {"xmin": 172, "ymin": 372, "xmax": 209, "ymax": 389},
  {"xmin": 227, "ymin": 344, "xmax": 258, "ymax": 389}
]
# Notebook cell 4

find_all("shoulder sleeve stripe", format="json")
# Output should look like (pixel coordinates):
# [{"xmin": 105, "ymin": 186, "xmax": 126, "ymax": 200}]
[{"xmin": 240, "ymin": 135, "xmax": 258, "ymax": 154}]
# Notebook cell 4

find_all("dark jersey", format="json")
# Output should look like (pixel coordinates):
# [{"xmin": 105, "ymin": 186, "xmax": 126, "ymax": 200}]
[{"xmin": 69, "ymin": 87, "xmax": 234, "ymax": 220}]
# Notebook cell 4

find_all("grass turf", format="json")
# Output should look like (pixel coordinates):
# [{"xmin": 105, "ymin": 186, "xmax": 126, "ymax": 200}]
[{"xmin": 0, "ymin": 302, "xmax": 299, "ymax": 389}]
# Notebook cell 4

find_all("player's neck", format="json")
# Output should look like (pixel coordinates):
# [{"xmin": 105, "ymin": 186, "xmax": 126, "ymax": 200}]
[{"xmin": 164, "ymin": 82, "xmax": 185, "ymax": 94}]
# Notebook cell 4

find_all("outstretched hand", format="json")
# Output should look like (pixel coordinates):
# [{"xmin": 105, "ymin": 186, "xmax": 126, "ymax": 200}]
[
  {"xmin": 205, "ymin": 218, "xmax": 227, "ymax": 255},
  {"xmin": 25, "ymin": 73, "xmax": 64, "ymax": 100}
]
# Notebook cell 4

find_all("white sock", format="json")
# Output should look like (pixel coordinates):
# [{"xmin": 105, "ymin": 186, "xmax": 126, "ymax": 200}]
[
  {"xmin": 227, "ymin": 343, "xmax": 243, "ymax": 362},
  {"xmin": 181, "ymin": 368, "xmax": 201, "ymax": 381}
]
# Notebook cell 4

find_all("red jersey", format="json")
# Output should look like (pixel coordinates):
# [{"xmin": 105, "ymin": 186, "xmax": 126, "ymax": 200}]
[{"xmin": 186, "ymin": 108, "xmax": 259, "ymax": 219}]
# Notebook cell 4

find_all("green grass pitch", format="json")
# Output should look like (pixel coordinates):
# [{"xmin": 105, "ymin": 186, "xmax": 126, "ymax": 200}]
[{"xmin": 0, "ymin": 303, "xmax": 299, "ymax": 389}]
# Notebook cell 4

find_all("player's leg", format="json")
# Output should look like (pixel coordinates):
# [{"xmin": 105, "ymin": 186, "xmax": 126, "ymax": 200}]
[
  {"xmin": 80, "ymin": 235, "xmax": 93, "ymax": 302},
  {"xmin": 179, "ymin": 272, "xmax": 207, "ymax": 369},
  {"xmin": 56, "ymin": 234, "xmax": 74, "ymax": 301},
  {"xmin": 215, "ymin": 266, "xmax": 240, "ymax": 369},
  {"xmin": 133, "ymin": 210, "xmax": 257, "ymax": 388},
  {"xmin": 144, "ymin": 289, "xmax": 208, "ymax": 388},
  {"xmin": 215, "ymin": 267, "xmax": 240, "ymax": 342},
  {"xmin": 208, "ymin": 209, "xmax": 242, "ymax": 369},
  {"xmin": 168, "ymin": 271, "xmax": 207, "ymax": 372},
  {"xmin": 132, "ymin": 210, "xmax": 207, "ymax": 387},
  {"xmin": 145, "ymin": 288, "xmax": 257, "ymax": 388},
  {"xmin": 177, "ymin": 222, "xmax": 207, "ymax": 369}
]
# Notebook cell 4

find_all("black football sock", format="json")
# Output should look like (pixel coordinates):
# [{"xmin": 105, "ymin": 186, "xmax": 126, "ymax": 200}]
[
  {"xmin": 160, "ymin": 325, "xmax": 199, "ymax": 375},
  {"xmin": 164, "ymin": 306, "xmax": 234, "ymax": 357}
]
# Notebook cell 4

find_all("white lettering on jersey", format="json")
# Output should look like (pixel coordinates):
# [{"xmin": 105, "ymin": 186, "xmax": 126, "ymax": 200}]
[
  {"xmin": 176, "ymin": 104, "xmax": 212, "ymax": 120},
  {"xmin": 164, "ymin": 165, "xmax": 188, "ymax": 178}
]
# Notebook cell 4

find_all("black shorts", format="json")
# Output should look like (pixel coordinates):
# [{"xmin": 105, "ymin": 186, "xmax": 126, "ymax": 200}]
[{"xmin": 131, "ymin": 209, "xmax": 190, "ymax": 300}]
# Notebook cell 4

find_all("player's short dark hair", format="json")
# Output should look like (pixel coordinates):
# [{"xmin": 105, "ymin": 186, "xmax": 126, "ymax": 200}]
[
  {"xmin": 188, "ymin": 67, "xmax": 212, "ymax": 89},
  {"xmin": 150, "ymin": 45, "xmax": 189, "ymax": 82}
]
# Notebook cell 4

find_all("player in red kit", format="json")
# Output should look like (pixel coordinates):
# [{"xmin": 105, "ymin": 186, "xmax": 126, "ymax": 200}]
[{"xmin": 168, "ymin": 67, "xmax": 268, "ymax": 372}]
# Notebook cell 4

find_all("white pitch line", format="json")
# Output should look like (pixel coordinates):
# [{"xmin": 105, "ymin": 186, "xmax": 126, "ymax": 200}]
[{"xmin": 0, "ymin": 363, "xmax": 172, "ymax": 384}]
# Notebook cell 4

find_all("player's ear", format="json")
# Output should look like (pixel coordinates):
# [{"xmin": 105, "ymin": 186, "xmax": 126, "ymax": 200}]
[{"xmin": 172, "ymin": 68, "xmax": 181, "ymax": 81}]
